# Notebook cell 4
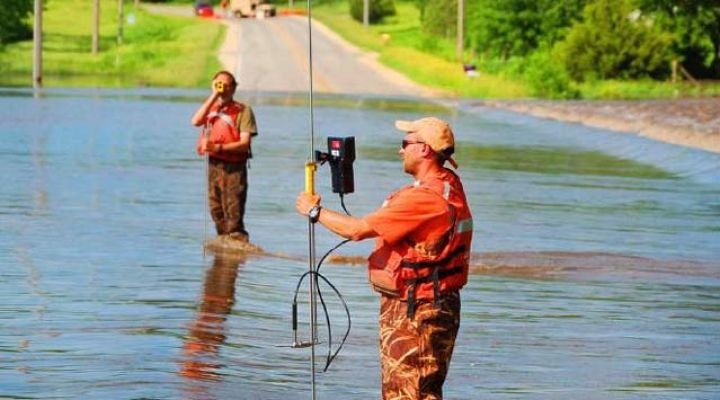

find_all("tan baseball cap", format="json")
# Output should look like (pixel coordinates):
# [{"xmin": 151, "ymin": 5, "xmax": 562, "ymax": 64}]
[{"xmin": 395, "ymin": 117, "xmax": 458, "ymax": 168}]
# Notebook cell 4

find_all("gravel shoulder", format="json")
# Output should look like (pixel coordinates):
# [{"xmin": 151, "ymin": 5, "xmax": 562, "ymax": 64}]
[{"xmin": 476, "ymin": 98, "xmax": 720, "ymax": 154}]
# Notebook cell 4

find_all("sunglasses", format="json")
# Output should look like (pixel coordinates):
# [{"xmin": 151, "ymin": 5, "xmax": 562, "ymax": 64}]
[{"xmin": 401, "ymin": 140, "xmax": 426, "ymax": 149}]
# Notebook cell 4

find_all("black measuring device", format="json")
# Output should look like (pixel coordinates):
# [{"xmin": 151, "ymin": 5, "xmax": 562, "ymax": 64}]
[{"xmin": 315, "ymin": 136, "xmax": 355, "ymax": 195}]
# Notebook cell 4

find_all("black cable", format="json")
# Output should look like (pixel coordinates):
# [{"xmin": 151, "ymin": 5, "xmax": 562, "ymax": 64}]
[
  {"xmin": 290, "ymin": 195, "xmax": 353, "ymax": 372},
  {"xmin": 315, "ymin": 199, "xmax": 352, "ymax": 370},
  {"xmin": 339, "ymin": 193, "xmax": 351, "ymax": 216},
  {"xmin": 317, "ymin": 239, "xmax": 351, "ymax": 273},
  {"xmin": 291, "ymin": 239, "xmax": 351, "ymax": 372},
  {"xmin": 316, "ymin": 272, "xmax": 351, "ymax": 371}
]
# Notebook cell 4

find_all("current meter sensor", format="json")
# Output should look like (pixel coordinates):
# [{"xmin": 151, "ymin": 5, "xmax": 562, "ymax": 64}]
[{"xmin": 315, "ymin": 136, "xmax": 355, "ymax": 194}]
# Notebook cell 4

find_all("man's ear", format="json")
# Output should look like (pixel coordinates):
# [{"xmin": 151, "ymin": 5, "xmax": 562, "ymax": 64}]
[{"xmin": 420, "ymin": 143, "xmax": 434, "ymax": 158}]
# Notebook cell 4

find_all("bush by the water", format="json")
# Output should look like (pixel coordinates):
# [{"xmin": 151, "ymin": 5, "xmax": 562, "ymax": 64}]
[
  {"xmin": 524, "ymin": 50, "xmax": 579, "ymax": 99},
  {"xmin": 557, "ymin": 0, "xmax": 673, "ymax": 81},
  {"xmin": 349, "ymin": 0, "xmax": 396, "ymax": 24}
]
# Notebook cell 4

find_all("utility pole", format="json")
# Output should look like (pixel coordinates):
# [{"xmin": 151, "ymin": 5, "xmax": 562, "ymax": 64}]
[
  {"xmin": 33, "ymin": 0, "xmax": 42, "ymax": 89},
  {"xmin": 363, "ymin": 0, "xmax": 369, "ymax": 28},
  {"xmin": 118, "ymin": 0, "xmax": 124, "ymax": 45},
  {"xmin": 92, "ymin": 0, "xmax": 100, "ymax": 54},
  {"xmin": 456, "ymin": 0, "xmax": 464, "ymax": 61}
]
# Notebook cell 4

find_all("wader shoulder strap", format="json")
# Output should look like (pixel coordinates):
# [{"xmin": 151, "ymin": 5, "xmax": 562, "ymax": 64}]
[
  {"xmin": 208, "ymin": 111, "xmax": 235, "ymax": 128},
  {"xmin": 404, "ymin": 266, "xmax": 464, "ymax": 319}
]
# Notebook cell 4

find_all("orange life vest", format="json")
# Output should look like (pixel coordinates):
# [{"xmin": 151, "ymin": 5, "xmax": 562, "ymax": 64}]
[
  {"xmin": 196, "ymin": 101, "xmax": 248, "ymax": 163},
  {"xmin": 367, "ymin": 169, "xmax": 473, "ymax": 318}
]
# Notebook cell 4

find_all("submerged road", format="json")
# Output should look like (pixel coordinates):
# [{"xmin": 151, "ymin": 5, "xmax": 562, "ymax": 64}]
[{"xmin": 220, "ymin": 16, "xmax": 430, "ymax": 96}]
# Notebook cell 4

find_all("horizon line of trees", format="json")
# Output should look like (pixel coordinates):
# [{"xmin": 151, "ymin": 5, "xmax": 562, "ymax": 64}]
[
  {"xmin": 0, "ymin": 0, "xmax": 34, "ymax": 46},
  {"xmin": 4, "ymin": 0, "xmax": 718, "ymax": 98},
  {"xmin": 347, "ymin": 0, "xmax": 720, "ymax": 97}
]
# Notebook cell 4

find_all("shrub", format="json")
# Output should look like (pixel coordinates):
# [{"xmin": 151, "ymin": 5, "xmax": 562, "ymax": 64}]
[
  {"xmin": 0, "ymin": 0, "xmax": 33, "ymax": 45},
  {"xmin": 348, "ymin": 0, "xmax": 396, "ymax": 24},
  {"xmin": 524, "ymin": 50, "xmax": 579, "ymax": 99},
  {"xmin": 557, "ymin": 0, "xmax": 673, "ymax": 81},
  {"xmin": 421, "ymin": 0, "xmax": 456, "ymax": 39}
]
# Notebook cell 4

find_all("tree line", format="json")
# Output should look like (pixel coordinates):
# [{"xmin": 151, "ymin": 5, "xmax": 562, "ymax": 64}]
[
  {"xmin": 5, "ymin": 0, "xmax": 718, "ymax": 98},
  {"xmin": 348, "ymin": 0, "xmax": 720, "ymax": 98},
  {"xmin": 0, "ymin": 0, "xmax": 34, "ymax": 46}
]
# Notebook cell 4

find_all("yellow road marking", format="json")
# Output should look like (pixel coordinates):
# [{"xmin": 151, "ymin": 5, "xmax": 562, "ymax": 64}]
[{"xmin": 268, "ymin": 18, "xmax": 333, "ymax": 92}]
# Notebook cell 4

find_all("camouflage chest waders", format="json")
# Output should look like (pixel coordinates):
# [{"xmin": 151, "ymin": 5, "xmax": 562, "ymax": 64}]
[
  {"xmin": 379, "ymin": 291, "xmax": 461, "ymax": 400},
  {"xmin": 208, "ymin": 157, "xmax": 248, "ymax": 237}
]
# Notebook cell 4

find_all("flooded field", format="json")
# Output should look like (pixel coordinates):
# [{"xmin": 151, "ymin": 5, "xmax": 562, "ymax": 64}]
[{"xmin": 1, "ymin": 88, "xmax": 719, "ymax": 399}]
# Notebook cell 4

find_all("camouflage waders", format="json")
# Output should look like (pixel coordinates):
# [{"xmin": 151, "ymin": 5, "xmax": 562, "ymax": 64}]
[
  {"xmin": 379, "ymin": 291, "xmax": 460, "ymax": 400},
  {"xmin": 208, "ymin": 157, "xmax": 248, "ymax": 237}
]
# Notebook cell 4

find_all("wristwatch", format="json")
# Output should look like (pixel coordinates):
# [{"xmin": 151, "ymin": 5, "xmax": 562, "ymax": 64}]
[{"xmin": 308, "ymin": 205, "xmax": 322, "ymax": 223}]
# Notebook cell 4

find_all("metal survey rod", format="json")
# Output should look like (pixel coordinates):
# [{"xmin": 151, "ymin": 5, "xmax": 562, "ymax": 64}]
[{"xmin": 306, "ymin": 1, "xmax": 318, "ymax": 399}]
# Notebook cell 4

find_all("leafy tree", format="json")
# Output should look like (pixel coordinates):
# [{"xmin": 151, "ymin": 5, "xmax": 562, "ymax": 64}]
[
  {"xmin": 464, "ymin": 0, "xmax": 585, "ymax": 60},
  {"xmin": 636, "ymin": 0, "xmax": 720, "ymax": 79},
  {"xmin": 524, "ymin": 50, "xmax": 579, "ymax": 99},
  {"xmin": 348, "ymin": 0, "xmax": 396, "ymax": 24},
  {"xmin": 420, "ymin": 0, "xmax": 456, "ymax": 39},
  {"xmin": 0, "ymin": 0, "xmax": 34, "ymax": 46},
  {"xmin": 557, "ymin": 0, "xmax": 673, "ymax": 81}
]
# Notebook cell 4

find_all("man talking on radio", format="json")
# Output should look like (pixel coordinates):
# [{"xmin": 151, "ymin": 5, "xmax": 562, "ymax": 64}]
[
  {"xmin": 296, "ymin": 117, "xmax": 473, "ymax": 399},
  {"xmin": 192, "ymin": 70, "xmax": 257, "ymax": 244}
]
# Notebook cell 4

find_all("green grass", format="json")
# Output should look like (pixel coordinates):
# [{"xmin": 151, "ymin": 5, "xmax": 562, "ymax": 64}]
[
  {"xmin": 0, "ymin": 0, "xmax": 223, "ymax": 87},
  {"xmin": 578, "ymin": 79, "xmax": 720, "ymax": 100}
]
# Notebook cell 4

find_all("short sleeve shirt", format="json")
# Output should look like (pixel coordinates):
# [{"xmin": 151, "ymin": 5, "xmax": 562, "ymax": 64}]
[
  {"xmin": 364, "ymin": 184, "xmax": 452, "ymax": 246},
  {"xmin": 237, "ymin": 104, "xmax": 258, "ymax": 137}
]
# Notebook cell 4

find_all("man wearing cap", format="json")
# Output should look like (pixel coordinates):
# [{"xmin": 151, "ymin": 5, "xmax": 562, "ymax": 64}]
[
  {"xmin": 296, "ymin": 117, "xmax": 473, "ymax": 399},
  {"xmin": 192, "ymin": 70, "xmax": 258, "ymax": 244}
]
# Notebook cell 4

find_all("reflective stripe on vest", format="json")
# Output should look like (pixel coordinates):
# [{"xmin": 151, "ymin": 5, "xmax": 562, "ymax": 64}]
[{"xmin": 208, "ymin": 111, "xmax": 235, "ymax": 127}]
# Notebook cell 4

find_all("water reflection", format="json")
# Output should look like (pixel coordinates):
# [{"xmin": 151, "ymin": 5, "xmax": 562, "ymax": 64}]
[{"xmin": 179, "ymin": 254, "xmax": 245, "ymax": 388}]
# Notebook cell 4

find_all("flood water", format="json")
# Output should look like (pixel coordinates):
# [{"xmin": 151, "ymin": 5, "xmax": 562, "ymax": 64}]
[{"xmin": 1, "ymin": 88, "xmax": 719, "ymax": 399}]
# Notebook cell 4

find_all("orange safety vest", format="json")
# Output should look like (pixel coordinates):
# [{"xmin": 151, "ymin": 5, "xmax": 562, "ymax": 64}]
[
  {"xmin": 367, "ymin": 169, "xmax": 473, "ymax": 318},
  {"xmin": 196, "ymin": 101, "xmax": 248, "ymax": 163}
]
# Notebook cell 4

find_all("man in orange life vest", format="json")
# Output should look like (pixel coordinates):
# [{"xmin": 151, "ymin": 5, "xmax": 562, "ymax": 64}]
[
  {"xmin": 192, "ymin": 70, "xmax": 258, "ymax": 243},
  {"xmin": 296, "ymin": 117, "xmax": 473, "ymax": 399}
]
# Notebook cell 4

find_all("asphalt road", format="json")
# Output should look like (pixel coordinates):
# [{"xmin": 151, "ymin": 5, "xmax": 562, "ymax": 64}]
[
  {"xmin": 223, "ymin": 16, "xmax": 427, "ymax": 96},
  {"xmin": 142, "ymin": 5, "xmax": 428, "ymax": 96}
]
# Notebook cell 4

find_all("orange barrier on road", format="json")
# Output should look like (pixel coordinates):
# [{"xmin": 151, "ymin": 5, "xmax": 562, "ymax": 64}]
[{"xmin": 278, "ymin": 8, "xmax": 307, "ymax": 16}]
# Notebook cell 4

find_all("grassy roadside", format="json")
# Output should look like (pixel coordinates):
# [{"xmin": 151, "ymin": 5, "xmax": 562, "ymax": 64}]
[
  {"xmin": 311, "ymin": 1, "xmax": 720, "ymax": 100},
  {"xmin": 0, "ymin": 0, "xmax": 223, "ymax": 87},
  {"xmin": 312, "ymin": 1, "xmax": 528, "ymax": 99}
]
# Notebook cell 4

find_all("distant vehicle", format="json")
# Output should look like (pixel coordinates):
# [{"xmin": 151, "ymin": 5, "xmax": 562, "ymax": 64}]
[
  {"xmin": 229, "ymin": 0, "xmax": 276, "ymax": 18},
  {"xmin": 194, "ymin": 0, "xmax": 214, "ymax": 18}
]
